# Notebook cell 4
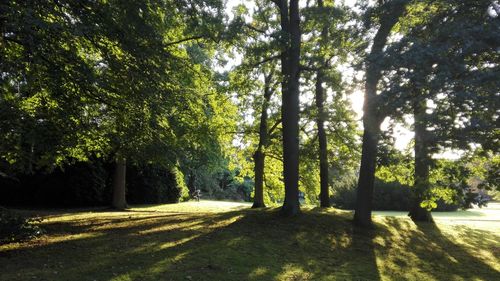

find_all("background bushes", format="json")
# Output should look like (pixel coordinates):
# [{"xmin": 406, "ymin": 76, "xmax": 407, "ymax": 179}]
[
  {"xmin": 331, "ymin": 179, "xmax": 411, "ymax": 211},
  {"xmin": 0, "ymin": 161, "xmax": 190, "ymax": 207},
  {"xmin": 127, "ymin": 165, "xmax": 189, "ymax": 204},
  {"xmin": 331, "ymin": 179, "xmax": 459, "ymax": 211},
  {"xmin": 0, "ymin": 161, "xmax": 109, "ymax": 207}
]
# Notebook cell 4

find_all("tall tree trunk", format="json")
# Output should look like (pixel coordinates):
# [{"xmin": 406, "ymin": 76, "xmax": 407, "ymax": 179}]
[
  {"xmin": 409, "ymin": 99, "xmax": 434, "ymax": 223},
  {"xmin": 280, "ymin": 0, "xmax": 301, "ymax": 216},
  {"xmin": 316, "ymin": 70, "xmax": 330, "ymax": 207},
  {"xmin": 353, "ymin": 119, "xmax": 382, "ymax": 227},
  {"xmin": 253, "ymin": 73, "xmax": 273, "ymax": 208},
  {"xmin": 316, "ymin": 0, "xmax": 330, "ymax": 208},
  {"xmin": 112, "ymin": 156, "xmax": 127, "ymax": 209},
  {"xmin": 353, "ymin": 1, "xmax": 409, "ymax": 227}
]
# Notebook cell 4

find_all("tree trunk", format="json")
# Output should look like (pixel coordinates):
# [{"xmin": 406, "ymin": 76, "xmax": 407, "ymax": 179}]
[
  {"xmin": 353, "ymin": 0, "xmax": 409, "ymax": 228},
  {"xmin": 112, "ymin": 156, "xmax": 127, "ymax": 209},
  {"xmin": 353, "ymin": 46, "xmax": 385, "ymax": 227},
  {"xmin": 253, "ymin": 150, "xmax": 266, "ymax": 208},
  {"xmin": 187, "ymin": 171, "xmax": 196, "ymax": 193},
  {"xmin": 252, "ymin": 72, "xmax": 273, "ymax": 208},
  {"xmin": 280, "ymin": 0, "xmax": 301, "ymax": 216},
  {"xmin": 409, "ymin": 99, "xmax": 434, "ymax": 223},
  {"xmin": 316, "ymin": 0, "xmax": 330, "ymax": 208},
  {"xmin": 316, "ymin": 70, "xmax": 330, "ymax": 208},
  {"xmin": 353, "ymin": 120, "xmax": 381, "ymax": 227}
]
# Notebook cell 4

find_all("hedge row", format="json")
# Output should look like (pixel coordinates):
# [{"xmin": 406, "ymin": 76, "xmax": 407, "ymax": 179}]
[{"xmin": 0, "ymin": 161, "xmax": 188, "ymax": 207}]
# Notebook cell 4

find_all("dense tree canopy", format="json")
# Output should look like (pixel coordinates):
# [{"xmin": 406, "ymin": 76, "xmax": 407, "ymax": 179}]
[{"xmin": 0, "ymin": 0, "xmax": 497, "ymax": 226}]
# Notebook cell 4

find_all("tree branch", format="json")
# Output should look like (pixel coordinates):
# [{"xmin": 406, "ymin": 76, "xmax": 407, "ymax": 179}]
[
  {"xmin": 244, "ymin": 24, "xmax": 268, "ymax": 34},
  {"xmin": 268, "ymin": 118, "xmax": 282, "ymax": 135},
  {"xmin": 164, "ymin": 35, "xmax": 204, "ymax": 47}
]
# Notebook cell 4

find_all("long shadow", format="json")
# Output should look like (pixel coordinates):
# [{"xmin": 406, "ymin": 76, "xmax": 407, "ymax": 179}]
[
  {"xmin": 0, "ymin": 209, "xmax": 383, "ymax": 281},
  {"xmin": 9, "ymin": 208, "xmax": 498, "ymax": 280},
  {"xmin": 377, "ymin": 217, "xmax": 499, "ymax": 280},
  {"xmin": 414, "ymin": 222, "xmax": 500, "ymax": 280},
  {"xmin": 0, "ymin": 210, "xmax": 243, "ymax": 280},
  {"xmin": 100, "ymin": 209, "xmax": 382, "ymax": 281},
  {"xmin": 347, "ymin": 227, "xmax": 381, "ymax": 281}
]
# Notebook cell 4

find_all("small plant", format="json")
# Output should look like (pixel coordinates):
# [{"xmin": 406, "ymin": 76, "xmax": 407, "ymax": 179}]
[{"xmin": 0, "ymin": 208, "xmax": 43, "ymax": 244}]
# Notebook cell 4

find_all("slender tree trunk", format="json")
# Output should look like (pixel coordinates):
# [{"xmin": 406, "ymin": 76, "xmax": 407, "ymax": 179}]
[
  {"xmin": 253, "ymin": 73, "xmax": 273, "ymax": 208},
  {"xmin": 316, "ymin": 70, "xmax": 330, "ymax": 207},
  {"xmin": 112, "ymin": 156, "xmax": 127, "ymax": 209},
  {"xmin": 409, "ymin": 99, "xmax": 434, "ymax": 223},
  {"xmin": 280, "ymin": 0, "xmax": 301, "ymax": 216}
]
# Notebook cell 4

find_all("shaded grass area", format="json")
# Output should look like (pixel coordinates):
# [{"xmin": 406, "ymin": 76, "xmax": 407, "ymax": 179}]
[{"xmin": 1, "ymin": 202, "xmax": 499, "ymax": 281}]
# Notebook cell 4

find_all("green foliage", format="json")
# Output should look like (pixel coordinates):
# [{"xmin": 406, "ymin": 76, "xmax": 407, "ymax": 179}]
[
  {"xmin": 0, "ymin": 0, "xmax": 232, "ymax": 179},
  {"xmin": 197, "ymin": 169, "xmax": 253, "ymax": 202},
  {"xmin": 332, "ymin": 178, "xmax": 412, "ymax": 211},
  {"xmin": 127, "ymin": 165, "xmax": 189, "ymax": 204},
  {"xmin": 173, "ymin": 167, "xmax": 190, "ymax": 202}
]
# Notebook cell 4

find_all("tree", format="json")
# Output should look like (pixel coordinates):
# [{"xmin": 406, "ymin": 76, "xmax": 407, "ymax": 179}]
[
  {"xmin": 313, "ymin": 0, "xmax": 332, "ymax": 208},
  {"xmin": 0, "ymin": 0, "xmax": 230, "ymax": 209},
  {"xmin": 272, "ymin": 0, "xmax": 302, "ymax": 216},
  {"xmin": 410, "ymin": 98, "xmax": 434, "ymax": 222},
  {"xmin": 380, "ymin": 0, "xmax": 499, "ymax": 222},
  {"xmin": 353, "ymin": 0, "xmax": 409, "ymax": 227}
]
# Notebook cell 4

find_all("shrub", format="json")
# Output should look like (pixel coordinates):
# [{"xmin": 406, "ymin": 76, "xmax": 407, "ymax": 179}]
[
  {"xmin": 35, "ymin": 161, "xmax": 109, "ymax": 206},
  {"xmin": 0, "ymin": 208, "xmax": 43, "ymax": 244},
  {"xmin": 127, "ymin": 165, "xmax": 189, "ymax": 204},
  {"xmin": 331, "ymin": 179, "xmax": 411, "ymax": 211},
  {"xmin": 204, "ymin": 170, "xmax": 252, "ymax": 202},
  {"xmin": 331, "ymin": 179, "xmax": 462, "ymax": 211},
  {"xmin": 330, "ymin": 183, "xmax": 357, "ymax": 210},
  {"xmin": 372, "ymin": 181, "xmax": 412, "ymax": 211},
  {"xmin": 168, "ymin": 166, "xmax": 190, "ymax": 203}
]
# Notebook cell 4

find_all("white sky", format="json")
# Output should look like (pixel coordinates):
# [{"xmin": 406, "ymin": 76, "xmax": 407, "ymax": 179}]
[{"xmin": 223, "ymin": 0, "xmax": 462, "ymax": 159}]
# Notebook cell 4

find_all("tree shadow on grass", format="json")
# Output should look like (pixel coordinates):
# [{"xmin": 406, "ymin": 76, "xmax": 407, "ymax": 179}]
[
  {"xmin": 378, "ymin": 217, "xmax": 499, "ymax": 280},
  {"xmin": 101, "ymin": 209, "xmax": 382, "ymax": 281},
  {"xmin": 0, "ymin": 209, "xmax": 384, "ymax": 281},
  {"xmin": 6, "ymin": 209, "xmax": 498, "ymax": 280}
]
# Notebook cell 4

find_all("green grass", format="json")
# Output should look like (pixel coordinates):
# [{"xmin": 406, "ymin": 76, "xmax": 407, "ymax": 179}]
[{"xmin": 1, "ymin": 201, "xmax": 499, "ymax": 281}]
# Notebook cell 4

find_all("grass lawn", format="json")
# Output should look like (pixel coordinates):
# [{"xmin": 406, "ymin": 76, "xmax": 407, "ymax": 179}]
[{"xmin": 1, "ymin": 201, "xmax": 499, "ymax": 281}]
